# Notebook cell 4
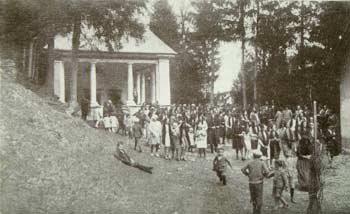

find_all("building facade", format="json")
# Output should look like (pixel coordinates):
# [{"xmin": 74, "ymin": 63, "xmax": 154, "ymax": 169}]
[
  {"xmin": 51, "ymin": 26, "xmax": 176, "ymax": 117},
  {"xmin": 341, "ymin": 52, "xmax": 350, "ymax": 149}
]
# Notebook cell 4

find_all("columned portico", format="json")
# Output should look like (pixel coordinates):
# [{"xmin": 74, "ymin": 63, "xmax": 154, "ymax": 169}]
[
  {"xmin": 127, "ymin": 63, "xmax": 135, "ymax": 106},
  {"xmin": 89, "ymin": 62, "xmax": 99, "ymax": 107},
  {"xmin": 136, "ymin": 72, "xmax": 141, "ymax": 104},
  {"xmin": 51, "ymin": 28, "xmax": 176, "ymax": 118},
  {"xmin": 156, "ymin": 63, "xmax": 160, "ymax": 103},
  {"xmin": 151, "ymin": 70, "xmax": 156, "ymax": 104},
  {"xmin": 141, "ymin": 72, "xmax": 146, "ymax": 104},
  {"xmin": 53, "ymin": 60, "xmax": 65, "ymax": 103},
  {"xmin": 158, "ymin": 58, "xmax": 171, "ymax": 105}
]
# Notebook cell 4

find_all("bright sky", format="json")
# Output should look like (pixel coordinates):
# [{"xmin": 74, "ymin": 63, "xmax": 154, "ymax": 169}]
[
  {"xmin": 216, "ymin": 42, "xmax": 241, "ymax": 93},
  {"xmin": 147, "ymin": 0, "xmax": 241, "ymax": 93}
]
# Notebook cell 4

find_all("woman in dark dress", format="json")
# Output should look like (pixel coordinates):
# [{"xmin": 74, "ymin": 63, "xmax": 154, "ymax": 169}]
[
  {"xmin": 269, "ymin": 125, "xmax": 281, "ymax": 166},
  {"xmin": 233, "ymin": 119, "xmax": 244, "ymax": 160},
  {"xmin": 296, "ymin": 130, "xmax": 313, "ymax": 192}
]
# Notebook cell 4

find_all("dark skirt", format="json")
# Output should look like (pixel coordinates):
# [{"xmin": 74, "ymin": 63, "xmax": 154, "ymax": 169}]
[
  {"xmin": 251, "ymin": 139, "xmax": 258, "ymax": 150},
  {"xmin": 270, "ymin": 140, "xmax": 281, "ymax": 159},
  {"xmin": 260, "ymin": 146, "xmax": 268, "ymax": 157},
  {"xmin": 297, "ymin": 158, "xmax": 310, "ymax": 192},
  {"xmin": 233, "ymin": 136, "xmax": 244, "ymax": 150},
  {"xmin": 219, "ymin": 126, "xmax": 225, "ymax": 137},
  {"xmin": 326, "ymin": 140, "xmax": 338, "ymax": 158}
]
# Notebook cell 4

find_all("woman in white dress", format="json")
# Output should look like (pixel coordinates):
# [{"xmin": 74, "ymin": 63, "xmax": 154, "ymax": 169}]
[
  {"xmin": 240, "ymin": 126, "xmax": 252, "ymax": 160},
  {"xmin": 110, "ymin": 115, "xmax": 119, "ymax": 133},
  {"xmin": 195, "ymin": 114, "xmax": 208, "ymax": 158},
  {"xmin": 162, "ymin": 117, "xmax": 172, "ymax": 160},
  {"xmin": 103, "ymin": 114, "xmax": 112, "ymax": 132},
  {"xmin": 149, "ymin": 115, "xmax": 162, "ymax": 157}
]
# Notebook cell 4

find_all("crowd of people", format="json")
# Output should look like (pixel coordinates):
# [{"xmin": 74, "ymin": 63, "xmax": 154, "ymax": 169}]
[
  {"xmin": 94, "ymin": 101, "xmax": 339, "ymax": 164},
  {"xmin": 93, "ymin": 100, "xmax": 340, "ymax": 214}
]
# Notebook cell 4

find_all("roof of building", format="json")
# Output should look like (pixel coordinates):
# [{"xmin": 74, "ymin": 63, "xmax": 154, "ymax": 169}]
[{"xmin": 53, "ymin": 25, "xmax": 176, "ymax": 55}]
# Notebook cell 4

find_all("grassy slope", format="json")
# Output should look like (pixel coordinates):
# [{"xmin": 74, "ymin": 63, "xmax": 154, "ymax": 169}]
[{"xmin": 1, "ymin": 68, "xmax": 350, "ymax": 214}]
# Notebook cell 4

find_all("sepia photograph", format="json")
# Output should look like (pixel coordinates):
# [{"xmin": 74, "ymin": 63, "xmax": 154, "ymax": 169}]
[{"xmin": 0, "ymin": 0, "xmax": 349, "ymax": 213}]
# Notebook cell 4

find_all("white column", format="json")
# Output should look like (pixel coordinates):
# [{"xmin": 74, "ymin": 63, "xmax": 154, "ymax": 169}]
[
  {"xmin": 155, "ymin": 63, "xmax": 160, "ymax": 102},
  {"xmin": 53, "ymin": 60, "xmax": 65, "ymax": 103},
  {"xmin": 341, "ymin": 52, "xmax": 350, "ymax": 148},
  {"xmin": 151, "ymin": 70, "xmax": 156, "ymax": 103},
  {"xmin": 136, "ymin": 72, "xmax": 141, "ymax": 104},
  {"xmin": 90, "ymin": 62, "xmax": 98, "ymax": 107},
  {"xmin": 141, "ymin": 72, "xmax": 146, "ymax": 104},
  {"xmin": 127, "ymin": 63, "xmax": 135, "ymax": 105},
  {"xmin": 158, "ymin": 58, "xmax": 171, "ymax": 105}
]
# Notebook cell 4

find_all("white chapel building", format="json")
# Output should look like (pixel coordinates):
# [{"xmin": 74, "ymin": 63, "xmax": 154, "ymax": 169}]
[{"xmin": 51, "ymin": 25, "xmax": 176, "ymax": 117}]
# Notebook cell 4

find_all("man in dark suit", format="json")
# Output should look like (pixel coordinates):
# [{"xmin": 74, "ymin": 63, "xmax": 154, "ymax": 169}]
[{"xmin": 207, "ymin": 109, "xmax": 219, "ymax": 153}]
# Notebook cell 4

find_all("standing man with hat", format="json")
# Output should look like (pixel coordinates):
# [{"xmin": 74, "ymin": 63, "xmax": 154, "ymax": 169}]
[{"xmin": 241, "ymin": 150, "xmax": 271, "ymax": 214}]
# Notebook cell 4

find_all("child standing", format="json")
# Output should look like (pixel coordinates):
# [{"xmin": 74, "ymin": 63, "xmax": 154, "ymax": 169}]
[
  {"xmin": 188, "ymin": 127, "xmax": 195, "ymax": 152},
  {"xmin": 149, "ymin": 115, "xmax": 161, "ymax": 157},
  {"xmin": 110, "ymin": 115, "xmax": 119, "ymax": 133},
  {"xmin": 284, "ymin": 150, "xmax": 297, "ymax": 203},
  {"xmin": 272, "ymin": 160, "xmax": 289, "ymax": 210},
  {"xmin": 132, "ymin": 117, "xmax": 143, "ymax": 152},
  {"xmin": 241, "ymin": 150, "xmax": 270, "ymax": 214},
  {"xmin": 213, "ymin": 147, "xmax": 232, "ymax": 185}
]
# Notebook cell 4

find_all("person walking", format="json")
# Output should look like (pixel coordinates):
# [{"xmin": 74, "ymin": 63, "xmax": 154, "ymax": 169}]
[{"xmin": 241, "ymin": 150, "xmax": 270, "ymax": 214}]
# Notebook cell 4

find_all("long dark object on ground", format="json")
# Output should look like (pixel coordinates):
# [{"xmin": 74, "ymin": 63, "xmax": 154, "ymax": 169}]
[{"xmin": 113, "ymin": 154, "xmax": 153, "ymax": 174}]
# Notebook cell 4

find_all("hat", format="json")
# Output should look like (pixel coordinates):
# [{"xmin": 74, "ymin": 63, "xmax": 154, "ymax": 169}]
[{"xmin": 252, "ymin": 150, "xmax": 262, "ymax": 158}]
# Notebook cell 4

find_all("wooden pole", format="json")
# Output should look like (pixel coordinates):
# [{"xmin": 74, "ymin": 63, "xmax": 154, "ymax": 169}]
[{"xmin": 313, "ymin": 101, "xmax": 317, "ymax": 143}]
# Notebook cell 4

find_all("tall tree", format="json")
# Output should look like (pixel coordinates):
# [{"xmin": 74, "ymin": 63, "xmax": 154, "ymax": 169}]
[
  {"xmin": 253, "ymin": 0, "xmax": 260, "ymax": 105},
  {"xmin": 191, "ymin": 0, "xmax": 224, "ymax": 105},
  {"xmin": 0, "ymin": 0, "xmax": 67, "ymax": 77},
  {"xmin": 150, "ymin": 0, "xmax": 179, "ymax": 49},
  {"xmin": 239, "ymin": 0, "xmax": 247, "ymax": 110}
]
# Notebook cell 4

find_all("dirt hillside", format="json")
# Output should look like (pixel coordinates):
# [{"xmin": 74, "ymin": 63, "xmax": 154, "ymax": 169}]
[{"xmin": 0, "ymin": 63, "xmax": 146, "ymax": 214}]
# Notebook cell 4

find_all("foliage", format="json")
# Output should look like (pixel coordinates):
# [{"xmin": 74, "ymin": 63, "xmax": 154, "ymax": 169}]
[
  {"xmin": 231, "ymin": 0, "xmax": 350, "ymax": 111},
  {"xmin": 150, "ymin": 0, "xmax": 179, "ymax": 50},
  {"xmin": 190, "ymin": 0, "xmax": 224, "ymax": 104},
  {"xmin": 150, "ymin": 0, "xmax": 206, "ymax": 104}
]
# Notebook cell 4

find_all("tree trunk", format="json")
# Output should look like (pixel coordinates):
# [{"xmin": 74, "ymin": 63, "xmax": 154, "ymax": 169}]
[
  {"xmin": 68, "ymin": 15, "xmax": 82, "ymax": 115},
  {"xmin": 300, "ymin": 0, "xmax": 308, "ymax": 104},
  {"xmin": 210, "ymin": 76, "xmax": 215, "ymax": 105},
  {"xmin": 28, "ymin": 41, "xmax": 34, "ymax": 79},
  {"xmin": 32, "ymin": 41, "xmax": 38, "ymax": 83},
  {"xmin": 240, "ymin": 0, "xmax": 247, "ymax": 110},
  {"xmin": 22, "ymin": 46, "xmax": 26, "ymax": 72},
  {"xmin": 45, "ymin": 35, "xmax": 55, "ymax": 93},
  {"xmin": 253, "ymin": 0, "xmax": 260, "ymax": 105}
]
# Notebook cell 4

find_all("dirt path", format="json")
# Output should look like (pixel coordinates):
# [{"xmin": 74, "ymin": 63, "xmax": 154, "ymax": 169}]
[{"xmin": 117, "ymin": 137, "xmax": 350, "ymax": 214}]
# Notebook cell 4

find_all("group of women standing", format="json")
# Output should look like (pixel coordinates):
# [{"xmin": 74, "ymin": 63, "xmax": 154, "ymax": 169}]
[{"xmin": 132, "ymin": 103, "xmax": 339, "ymax": 173}]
